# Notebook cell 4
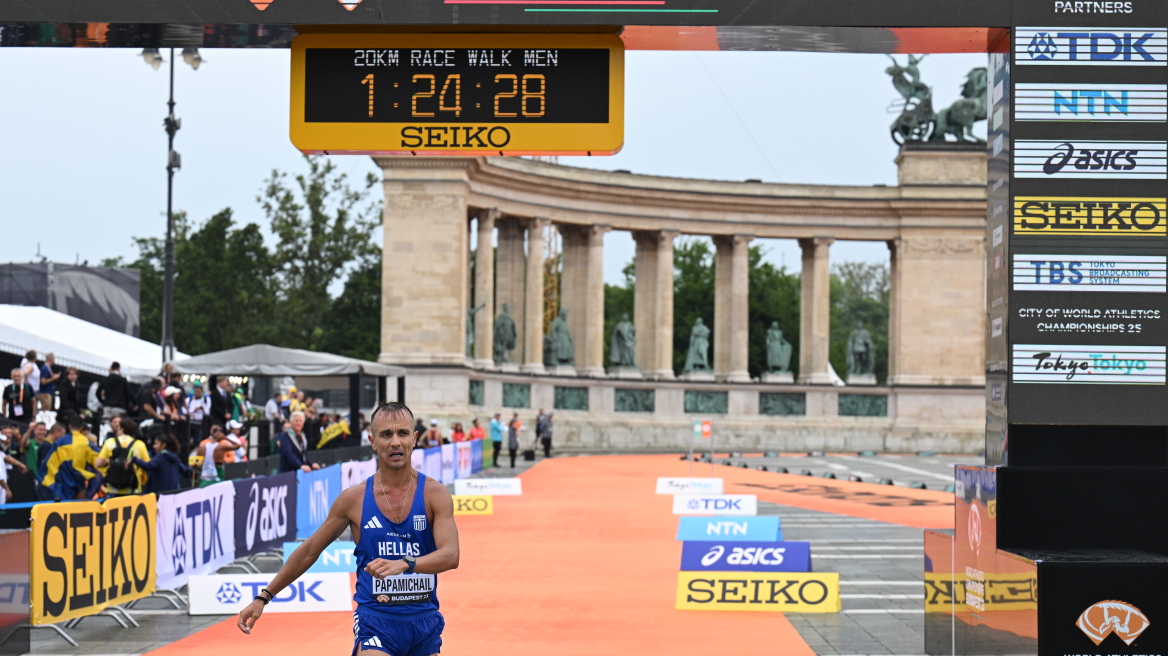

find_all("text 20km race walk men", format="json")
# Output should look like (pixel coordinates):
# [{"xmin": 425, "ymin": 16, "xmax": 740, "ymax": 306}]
[{"xmin": 237, "ymin": 402, "xmax": 460, "ymax": 656}]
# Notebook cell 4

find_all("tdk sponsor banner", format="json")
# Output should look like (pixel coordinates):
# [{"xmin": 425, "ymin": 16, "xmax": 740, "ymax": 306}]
[
  {"xmin": 1012, "ymin": 254, "xmax": 1166, "ymax": 292},
  {"xmin": 440, "ymin": 443, "xmax": 456, "ymax": 484},
  {"xmin": 680, "ymin": 541, "xmax": 812, "ymax": 573},
  {"xmin": 1013, "ymin": 197, "xmax": 1167, "ymax": 235},
  {"xmin": 233, "ymin": 472, "xmax": 298, "ymax": 558},
  {"xmin": 1014, "ymin": 83, "xmax": 1167, "ymax": 121},
  {"xmin": 676, "ymin": 516, "xmax": 782, "ymax": 542},
  {"xmin": 296, "ymin": 464, "xmax": 343, "ymax": 539},
  {"xmin": 675, "ymin": 572, "xmax": 840, "ymax": 613},
  {"xmin": 672, "ymin": 494, "xmax": 757, "ymax": 516},
  {"xmin": 1012, "ymin": 345, "xmax": 1167, "ymax": 384},
  {"xmin": 1016, "ymin": 28, "xmax": 1168, "ymax": 66},
  {"xmin": 157, "ymin": 481, "xmax": 236, "ymax": 590},
  {"xmin": 1014, "ymin": 141, "xmax": 1167, "ymax": 179},
  {"xmin": 452, "ymin": 495, "xmax": 494, "ymax": 515},
  {"xmin": 283, "ymin": 541, "xmax": 356, "ymax": 573},
  {"xmin": 456, "ymin": 441, "xmax": 472, "ymax": 479},
  {"xmin": 188, "ymin": 573, "xmax": 351, "ymax": 614},
  {"xmin": 454, "ymin": 477, "xmax": 522, "ymax": 496},
  {"xmin": 341, "ymin": 460, "xmax": 376, "ymax": 490},
  {"xmin": 655, "ymin": 477, "xmax": 723, "ymax": 495}
]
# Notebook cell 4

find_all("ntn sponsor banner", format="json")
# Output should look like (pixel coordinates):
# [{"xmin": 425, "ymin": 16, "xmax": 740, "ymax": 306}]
[
  {"xmin": 1012, "ymin": 344, "xmax": 1167, "ymax": 384},
  {"xmin": 454, "ymin": 478, "xmax": 522, "ymax": 496},
  {"xmin": 680, "ymin": 541, "xmax": 812, "ymax": 572},
  {"xmin": 1011, "ymin": 254, "xmax": 1166, "ymax": 292},
  {"xmin": 675, "ymin": 571, "xmax": 840, "ymax": 613},
  {"xmin": 1012, "ymin": 197, "xmax": 1167, "ymax": 235},
  {"xmin": 1014, "ymin": 83, "xmax": 1168, "ymax": 121},
  {"xmin": 283, "ymin": 541, "xmax": 357, "ymax": 573},
  {"xmin": 156, "ymin": 481, "xmax": 236, "ymax": 590},
  {"xmin": 656, "ymin": 477, "xmax": 724, "ymax": 494},
  {"xmin": 188, "ymin": 573, "xmax": 352, "ymax": 615},
  {"xmin": 1014, "ymin": 28, "xmax": 1168, "ymax": 66},
  {"xmin": 672, "ymin": 494, "xmax": 758, "ymax": 516},
  {"xmin": 676, "ymin": 516, "xmax": 782, "ymax": 542},
  {"xmin": 452, "ymin": 495, "xmax": 494, "ymax": 515},
  {"xmin": 296, "ymin": 464, "xmax": 343, "ymax": 540},
  {"xmin": 1013, "ymin": 140, "xmax": 1167, "ymax": 179},
  {"xmin": 234, "ymin": 472, "xmax": 298, "ymax": 558}
]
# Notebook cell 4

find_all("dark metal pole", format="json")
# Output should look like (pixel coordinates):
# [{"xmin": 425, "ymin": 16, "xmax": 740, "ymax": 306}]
[{"xmin": 161, "ymin": 47, "xmax": 181, "ymax": 365}]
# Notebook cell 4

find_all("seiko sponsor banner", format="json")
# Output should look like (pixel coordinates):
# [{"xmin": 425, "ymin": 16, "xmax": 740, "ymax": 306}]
[
  {"xmin": 1014, "ymin": 83, "xmax": 1167, "ymax": 121},
  {"xmin": 452, "ymin": 495, "xmax": 494, "ymax": 515},
  {"xmin": 454, "ymin": 478, "xmax": 522, "ymax": 496},
  {"xmin": 655, "ymin": 477, "xmax": 724, "ymax": 495},
  {"xmin": 1014, "ymin": 141, "xmax": 1167, "ymax": 179},
  {"xmin": 1016, "ymin": 28, "xmax": 1168, "ymax": 66},
  {"xmin": 672, "ymin": 494, "xmax": 757, "ymax": 516},
  {"xmin": 1012, "ymin": 344, "xmax": 1167, "ymax": 384},
  {"xmin": 676, "ymin": 516, "xmax": 782, "ymax": 542},
  {"xmin": 341, "ymin": 460, "xmax": 376, "ymax": 490},
  {"xmin": 440, "ymin": 443, "xmax": 455, "ymax": 485},
  {"xmin": 188, "ymin": 573, "xmax": 351, "ymax": 614},
  {"xmin": 680, "ymin": 541, "xmax": 812, "ymax": 573},
  {"xmin": 1012, "ymin": 254, "xmax": 1167, "ymax": 292},
  {"xmin": 675, "ymin": 572, "xmax": 840, "ymax": 613},
  {"xmin": 234, "ymin": 472, "xmax": 298, "ymax": 558},
  {"xmin": 157, "ymin": 482, "xmax": 236, "ymax": 590},
  {"xmin": 283, "ymin": 541, "xmax": 356, "ymax": 573},
  {"xmin": 30, "ymin": 494, "xmax": 157, "ymax": 625},
  {"xmin": 455, "ymin": 442, "xmax": 472, "ymax": 479},
  {"xmin": 296, "ymin": 464, "xmax": 343, "ymax": 539},
  {"xmin": 371, "ymin": 572, "xmax": 436, "ymax": 605},
  {"xmin": 1013, "ymin": 197, "xmax": 1167, "ymax": 235}
]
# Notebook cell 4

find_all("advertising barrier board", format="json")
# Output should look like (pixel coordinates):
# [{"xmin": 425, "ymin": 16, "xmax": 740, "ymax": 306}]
[
  {"xmin": 188, "ymin": 572, "xmax": 352, "ymax": 615},
  {"xmin": 452, "ymin": 495, "xmax": 494, "ymax": 515},
  {"xmin": 422, "ymin": 447, "xmax": 442, "ymax": 483},
  {"xmin": 680, "ymin": 541, "xmax": 812, "ymax": 572},
  {"xmin": 342, "ymin": 460, "xmax": 377, "ymax": 490},
  {"xmin": 672, "ymin": 494, "xmax": 757, "ymax": 516},
  {"xmin": 470, "ymin": 439, "xmax": 483, "ymax": 472},
  {"xmin": 296, "ymin": 464, "xmax": 343, "ymax": 539},
  {"xmin": 454, "ymin": 478, "xmax": 522, "ymax": 496},
  {"xmin": 283, "ymin": 541, "xmax": 357, "ymax": 573},
  {"xmin": 656, "ymin": 478, "xmax": 723, "ymax": 495},
  {"xmin": 676, "ymin": 516, "xmax": 781, "ymax": 542},
  {"xmin": 411, "ymin": 449, "xmax": 424, "ymax": 472},
  {"xmin": 440, "ymin": 443, "xmax": 455, "ymax": 484},
  {"xmin": 234, "ymin": 472, "xmax": 298, "ymax": 558},
  {"xmin": 30, "ymin": 494, "xmax": 157, "ymax": 625},
  {"xmin": 675, "ymin": 571, "xmax": 840, "ymax": 612},
  {"xmin": 456, "ymin": 442, "xmax": 472, "ymax": 479},
  {"xmin": 157, "ymin": 482, "xmax": 236, "ymax": 590}
]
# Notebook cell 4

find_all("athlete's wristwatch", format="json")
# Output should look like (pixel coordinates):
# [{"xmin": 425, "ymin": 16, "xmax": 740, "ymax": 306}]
[{"xmin": 403, "ymin": 554, "xmax": 416, "ymax": 575}]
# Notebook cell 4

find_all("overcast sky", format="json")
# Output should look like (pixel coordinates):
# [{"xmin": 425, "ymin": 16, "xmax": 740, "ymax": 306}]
[{"xmin": 0, "ymin": 48, "xmax": 986, "ymax": 284}]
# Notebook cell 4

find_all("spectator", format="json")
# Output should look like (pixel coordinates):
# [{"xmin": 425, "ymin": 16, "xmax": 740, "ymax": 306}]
[
  {"xmin": 508, "ymin": 412, "xmax": 522, "ymax": 447},
  {"xmin": 489, "ymin": 412, "xmax": 504, "ymax": 467},
  {"xmin": 450, "ymin": 422, "xmax": 466, "ymax": 443},
  {"xmin": 135, "ymin": 378, "xmax": 166, "ymax": 424},
  {"xmin": 40, "ymin": 414, "xmax": 98, "ymax": 500},
  {"xmin": 134, "ymin": 433, "xmax": 191, "ymax": 494},
  {"xmin": 210, "ymin": 378, "xmax": 233, "ymax": 428},
  {"xmin": 95, "ymin": 416, "xmax": 151, "ymax": 497},
  {"xmin": 413, "ymin": 417, "xmax": 426, "ymax": 448},
  {"xmin": 38, "ymin": 353, "xmax": 59, "ymax": 414},
  {"xmin": 537, "ymin": 411, "xmax": 554, "ymax": 458},
  {"xmin": 468, "ymin": 418, "xmax": 485, "ymax": 442},
  {"xmin": 103, "ymin": 415, "xmax": 122, "ymax": 442},
  {"xmin": 167, "ymin": 372, "xmax": 186, "ymax": 396},
  {"xmin": 0, "ymin": 431, "xmax": 29, "ymax": 503},
  {"xmin": 264, "ymin": 392, "xmax": 283, "ymax": 439},
  {"xmin": 20, "ymin": 350, "xmax": 41, "ymax": 400},
  {"xmin": 225, "ymin": 420, "xmax": 249, "ymax": 461},
  {"xmin": 97, "ymin": 362, "xmax": 135, "ymax": 419},
  {"xmin": 56, "ymin": 367, "xmax": 83, "ymax": 421},
  {"xmin": 507, "ymin": 415, "xmax": 520, "ymax": 468},
  {"xmin": 163, "ymin": 386, "xmax": 189, "ymax": 442},
  {"xmin": 231, "ymin": 384, "xmax": 248, "ymax": 422},
  {"xmin": 288, "ymin": 389, "xmax": 307, "ymax": 415},
  {"xmin": 194, "ymin": 425, "xmax": 243, "ymax": 485},
  {"xmin": 20, "ymin": 421, "xmax": 47, "ymax": 473},
  {"xmin": 424, "ymin": 419, "xmax": 441, "ymax": 448},
  {"xmin": 360, "ymin": 420, "xmax": 372, "ymax": 447},
  {"xmin": 2, "ymin": 368, "xmax": 36, "ymax": 421},
  {"xmin": 277, "ymin": 411, "xmax": 319, "ymax": 474}
]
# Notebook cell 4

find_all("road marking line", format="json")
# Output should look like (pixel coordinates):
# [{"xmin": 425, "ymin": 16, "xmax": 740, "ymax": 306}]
[{"xmin": 836, "ymin": 456, "xmax": 954, "ymax": 482}]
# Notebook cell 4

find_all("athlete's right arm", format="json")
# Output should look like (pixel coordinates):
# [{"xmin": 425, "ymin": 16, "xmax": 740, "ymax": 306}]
[{"xmin": 236, "ymin": 485, "xmax": 361, "ymax": 635}]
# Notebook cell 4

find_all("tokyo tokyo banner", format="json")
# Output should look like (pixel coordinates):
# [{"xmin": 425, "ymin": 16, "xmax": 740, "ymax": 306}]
[
  {"xmin": 296, "ymin": 464, "xmax": 343, "ymax": 539},
  {"xmin": 233, "ymin": 472, "xmax": 298, "ymax": 558},
  {"xmin": 156, "ymin": 482, "xmax": 236, "ymax": 590}
]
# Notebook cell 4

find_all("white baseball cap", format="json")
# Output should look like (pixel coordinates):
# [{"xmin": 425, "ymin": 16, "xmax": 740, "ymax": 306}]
[{"xmin": 226, "ymin": 420, "xmax": 244, "ymax": 431}]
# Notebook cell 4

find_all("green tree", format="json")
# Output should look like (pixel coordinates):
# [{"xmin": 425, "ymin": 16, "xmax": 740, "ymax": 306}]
[
  {"xmin": 828, "ymin": 261, "xmax": 890, "ymax": 384},
  {"xmin": 317, "ymin": 256, "xmax": 382, "ymax": 362}
]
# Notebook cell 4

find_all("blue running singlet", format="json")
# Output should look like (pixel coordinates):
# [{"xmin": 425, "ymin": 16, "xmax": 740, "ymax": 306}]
[{"xmin": 353, "ymin": 473, "xmax": 440, "ymax": 620}]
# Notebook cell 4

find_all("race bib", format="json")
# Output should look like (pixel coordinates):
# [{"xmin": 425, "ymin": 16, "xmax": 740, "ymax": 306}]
[
  {"xmin": 372, "ymin": 573, "xmax": 435, "ymax": 605},
  {"xmin": 12, "ymin": 405, "xmax": 22, "ymax": 417}
]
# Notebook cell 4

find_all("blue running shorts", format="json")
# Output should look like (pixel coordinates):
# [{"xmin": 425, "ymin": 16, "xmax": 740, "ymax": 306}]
[{"xmin": 352, "ymin": 608, "xmax": 444, "ymax": 656}]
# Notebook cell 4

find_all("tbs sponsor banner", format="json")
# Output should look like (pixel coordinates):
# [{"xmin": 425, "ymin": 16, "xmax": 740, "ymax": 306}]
[
  {"xmin": 157, "ymin": 482, "xmax": 236, "ymax": 590},
  {"xmin": 30, "ymin": 494, "xmax": 157, "ymax": 625},
  {"xmin": 675, "ymin": 572, "xmax": 840, "ymax": 613},
  {"xmin": 1014, "ymin": 141, "xmax": 1167, "ymax": 179},
  {"xmin": 676, "ymin": 516, "xmax": 782, "ymax": 542},
  {"xmin": 456, "ymin": 442, "xmax": 472, "ymax": 479},
  {"xmin": 296, "ymin": 464, "xmax": 343, "ymax": 539},
  {"xmin": 1012, "ymin": 344, "xmax": 1167, "ymax": 384},
  {"xmin": 283, "ymin": 541, "xmax": 357, "ymax": 573},
  {"xmin": 672, "ymin": 494, "xmax": 757, "ymax": 516},
  {"xmin": 1012, "ymin": 254, "xmax": 1167, "ymax": 292},
  {"xmin": 1015, "ymin": 28, "xmax": 1168, "ymax": 66},
  {"xmin": 655, "ymin": 477, "xmax": 723, "ymax": 495},
  {"xmin": 188, "ymin": 573, "xmax": 351, "ymax": 615},
  {"xmin": 342, "ymin": 460, "xmax": 376, "ymax": 490},
  {"xmin": 1013, "ymin": 197, "xmax": 1167, "ymax": 235},
  {"xmin": 454, "ymin": 478, "xmax": 522, "ymax": 496},
  {"xmin": 440, "ymin": 443, "xmax": 455, "ymax": 484},
  {"xmin": 680, "ymin": 541, "xmax": 812, "ymax": 573},
  {"xmin": 452, "ymin": 495, "xmax": 494, "ymax": 515},
  {"xmin": 233, "ymin": 472, "xmax": 298, "ymax": 558},
  {"xmin": 1013, "ymin": 83, "xmax": 1167, "ymax": 122}
]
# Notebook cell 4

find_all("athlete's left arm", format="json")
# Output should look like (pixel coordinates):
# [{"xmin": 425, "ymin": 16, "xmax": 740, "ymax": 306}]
[{"xmin": 417, "ymin": 479, "xmax": 460, "ymax": 574}]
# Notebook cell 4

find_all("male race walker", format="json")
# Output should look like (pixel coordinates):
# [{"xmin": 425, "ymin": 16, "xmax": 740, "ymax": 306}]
[{"xmin": 237, "ymin": 402, "xmax": 460, "ymax": 656}]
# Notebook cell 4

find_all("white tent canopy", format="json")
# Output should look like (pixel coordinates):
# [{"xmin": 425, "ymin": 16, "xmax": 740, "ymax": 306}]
[
  {"xmin": 0, "ymin": 304, "xmax": 180, "ymax": 383},
  {"xmin": 169, "ymin": 344, "xmax": 404, "ymax": 378}
]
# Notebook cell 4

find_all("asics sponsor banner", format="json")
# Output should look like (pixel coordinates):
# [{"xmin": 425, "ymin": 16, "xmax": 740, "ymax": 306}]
[
  {"xmin": 676, "ymin": 516, "xmax": 782, "ymax": 542},
  {"xmin": 455, "ymin": 442, "xmax": 472, "ymax": 479},
  {"xmin": 672, "ymin": 494, "xmax": 757, "ymax": 516},
  {"xmin": 452, "ymin": 495, "xmax": 494, "ymax": 515},
  {"xmin": 675, "ymin": 572, "xmax": 840, "ymax": 613},
  {"xmin": 282, "ymin": 541, "xmax": 357, "ymax": 573},
  {"xmin": 233, "ymin": 472, "xmax": 297, "ymax": 558},
  {"xmin": 1013, "ymin": 197, "xmax": 1167, "ymax": 235},
  {"xmin": 454, "ymin": 477, "xmax": 522, "ymax": 496},
  {"xmin": 341, "ymin": 460, "xmax": 376, "ymax": 490},
  {"xmin": 188, "ymin": 573, "xmax": 351, "ymax": 614},
  {"xmin": 680, "ymin": 541, "xmax": 812, "ymax": 573},
  {"xmin": 30, "ymin": 494, "xmax": 157, "ymax": 625},
  {"xmin": 1014, "ymin": 141, "xmax": 1167, "ymax": 179},
  {"xmin": 1014, "ymin": 83, "xmax": 1167, "ymax": 122},
  {"xmin": 1012, "ymin": 344, "xmax": 1167, "ymax": 384},
  {"xmin": 157, "ymin": 482, "xmax": 235, "ymax": 590},
  {"xmin": 371, "ymin": 572, "xmax": 436, "ymax": 606},
  {"xmin": 1015, "ymin": 28, "xmax": 1168, "ymax": 66},
  {"xmin": 440, "ymin": 443, "xmax": 455, "ymax": 485},
  {"xmin": 655, "ymin": 477, "xmax": 723, "ymax": 495},
  {"xmin": 296, "ymin": 464, "xmax": 343, "ymax": 539},
  {"xmin": 1012, "ymin": 254, "xmax": 1167, "ymax": 292}
]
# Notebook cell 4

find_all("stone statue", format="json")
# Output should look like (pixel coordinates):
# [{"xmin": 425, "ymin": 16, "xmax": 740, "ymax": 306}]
[
  {"xmin": 610, "ymin": 314, "xmax": 636, "ymax": 367},
  {"xmin": 683, "ymin": 318, "xmax": 711, "ymax": 372},
  {"xmin": 466, "ymin": 303, "xmax": 485, "ymax": 356},
  {"xmin": 931, "ymin": 67, "xmax": 988, "ymax": 143},
  {"xmin": 886, "ymin": 55, "xmax": 988, "ymax": 145},
  {"xmin": 765, "ymin": 320, "xmax": 793, "ymax": 373},
  {"xmin": 547, "ymin": 309, "xmax": 575, "ymax": 366},
  {"xmin": 846, "ymin": 323, "xmax": 876, "ymax": 377},
  {"xmin": 493, "ymin": 303, "xmax": 516, "ymax": 363}
]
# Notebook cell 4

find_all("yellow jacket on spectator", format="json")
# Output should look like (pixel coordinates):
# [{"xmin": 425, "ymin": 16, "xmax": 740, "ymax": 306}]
[
  {"xmin": 41, "ymin": 431, "xmax": 98, "ymax": 495},
  {"xmin": 97, "ymin": 434, "xmax": 152, "ymax": 494}
]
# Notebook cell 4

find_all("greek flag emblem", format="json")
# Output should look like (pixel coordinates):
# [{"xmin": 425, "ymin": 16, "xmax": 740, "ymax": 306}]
[{"xmin": 413, "ymin": 515, "xmax": 427, "ymax": 531}]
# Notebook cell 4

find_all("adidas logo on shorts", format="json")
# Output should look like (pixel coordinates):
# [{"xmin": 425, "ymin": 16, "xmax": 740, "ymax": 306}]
[
  {"xmin": 363, "ymin": 637, "xmax": 384, "ymax": 649},
  {"xmin": 364, "ymin": 516, "xmax": 384, "ymax": 530}
]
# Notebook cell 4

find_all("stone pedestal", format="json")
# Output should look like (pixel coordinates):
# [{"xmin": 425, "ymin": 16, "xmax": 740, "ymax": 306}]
[
  {"xmin": 496, "ymin": 362, "xmax": 520, "ymax": 374},
  {"xmin": 547, "ymin": 365, "xmax": 577, "ymax": 377},
  {"xmin": 847, "ymin": 374, "xmax": 877, "ymax": 386},
  {"xmin": 761, "ymin": 372, "xmax": 794, "ymax": 384},
  {"xmin": 680, "ymin": 371, "xmax": 716, "ymax": 382},
  {"xmin": 608, "ymin": 366, "xmax": 643, "ymax": 380}
]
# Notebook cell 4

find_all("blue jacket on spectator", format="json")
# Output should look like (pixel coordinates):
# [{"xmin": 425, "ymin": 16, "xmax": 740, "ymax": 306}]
[
  {"xmin": 133, "ymin": 451, "xmax": 191, "ymax": 494},
  {"xmin": 277, "ymin": 429, "xmax": 312, "ymax": 473}
]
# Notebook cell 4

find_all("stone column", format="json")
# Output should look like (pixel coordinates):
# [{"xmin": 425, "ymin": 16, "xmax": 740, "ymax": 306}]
[
  {"xmin": 522, "ymin": 218, "xmax": 550, "ymax": 374},
  {"xmin": 494, "ymin": 217, "xmax": 526, "ymax": 364},
  {"xmin": 798, "ymin": 237, "xmax": 834, "ymax": 384},
  {"xmin": 713, "ymin": 234, "xmax": 752, "ymax": 383},
  {"xmin": 580, "ymin": 225, "xmax": 610, "ymax": 377},
  {"xmin": 472, "ymin": 208, "xmax": 498, "ymax": 368},
  {"xmin": 634, "ymin": 230, "xmax": 678, "ymax": 379},
  {"xmin": 653, "ymin": 231, "xmax": 678, "ymax": 380}
]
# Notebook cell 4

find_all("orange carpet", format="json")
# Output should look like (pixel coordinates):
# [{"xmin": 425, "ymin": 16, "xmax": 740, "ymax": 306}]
[{"xmin": 145, "ymin": 454, "xmax": 950, "ymax": 656}]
